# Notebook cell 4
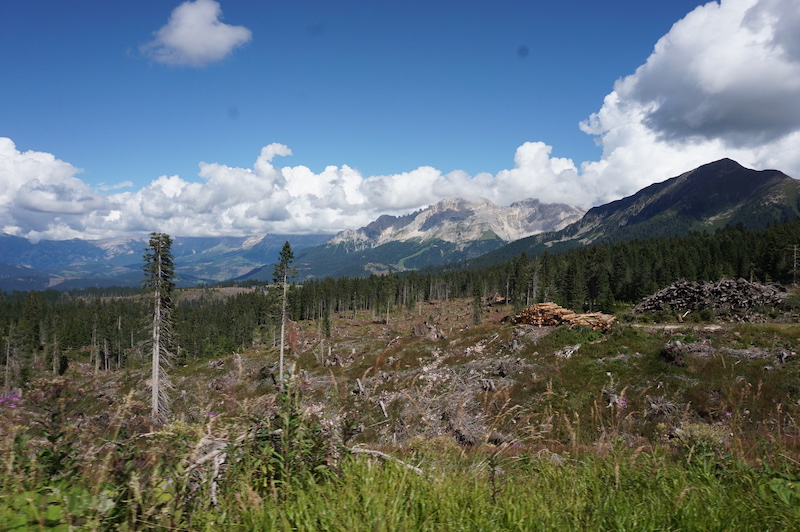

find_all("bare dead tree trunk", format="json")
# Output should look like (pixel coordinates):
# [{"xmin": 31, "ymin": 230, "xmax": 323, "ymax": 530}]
[
  {"xmin": 152, "ymin": 276, "xmax": 162, "ymax": 416},
  {"xmin": 279, "ymin": 270, "xmax": 287, "ymax": 382},
  {"xmin": 274, "ymin": 241, "xmax": 294, "ymax": 384},
  {"xmin": 144, "ymin": 232, "xmax": 175, "ymax": 421},
  {"xmin": 92, "ymin": 321, "xmax": 99, "ymax": 374}
]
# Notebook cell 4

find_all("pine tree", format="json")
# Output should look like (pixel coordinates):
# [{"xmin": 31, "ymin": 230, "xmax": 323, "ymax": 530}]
[
  {"xmin": 273, "ymin": 241, "xmax": 295, "ymax": 382},
  {"xmin": 19, "ymin": 291, "xmax": 44, "ymax": 353},
  {"xmin": 142, "ymin": 232, "xmax": 175, "ymax": 420},
  {"xmin": 511, "ymin": 253, "xmax": 531, "ymax": 313},
  {"xmin": 3, "ymin": 325, "xmax": 19, "ymax": 394},
  {"xmin": 472, "ymin": 289, "xmax": 483, "ymax": 325}
]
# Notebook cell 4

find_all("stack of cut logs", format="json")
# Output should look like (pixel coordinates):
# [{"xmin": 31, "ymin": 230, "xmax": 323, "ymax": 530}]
[{"xmin": 511, "ymin": 302, "xmax": 616, "ymax": 331}]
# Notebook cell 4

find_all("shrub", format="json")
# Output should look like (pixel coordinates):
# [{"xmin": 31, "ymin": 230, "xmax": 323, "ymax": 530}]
[{"xmin": 673, "ymin": 422, "xmax": 730, "ymax": 461}]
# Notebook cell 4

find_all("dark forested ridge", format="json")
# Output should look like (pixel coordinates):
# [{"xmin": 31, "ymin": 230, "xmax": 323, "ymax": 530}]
[{"xmin": 292, "ymin": 218, "xmax": 800, "ymax": 320}]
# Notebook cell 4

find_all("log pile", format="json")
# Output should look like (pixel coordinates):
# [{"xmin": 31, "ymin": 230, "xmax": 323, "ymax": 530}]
[
  {"xmin": 634, "ymin": 278, "xmax": 786, "ymax": 314},
  {"xmin": 510, "ymin": 302, "xmax": 616, "ymax": 331}
]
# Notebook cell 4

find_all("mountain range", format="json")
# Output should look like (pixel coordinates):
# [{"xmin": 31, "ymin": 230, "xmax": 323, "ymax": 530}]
[
  {"xmin": 241, "ymin": 197, "xmax": 584, "ymax": 280},
  {"xmin": 0, "ymin": 158, "xmax": 797, "ymax": 292},
  {"xmin": 0, "ymin": 233, "xmax": 330, "ymax": 292},
  {"xmin": 479, "ymin": 158, "xmax": 800, "ymax": 264}
]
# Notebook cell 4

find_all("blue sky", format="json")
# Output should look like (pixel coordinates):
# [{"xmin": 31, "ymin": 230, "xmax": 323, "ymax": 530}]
[{"xmin": 2, "ymin": 0, "xmax": 800, "ymax": 240}]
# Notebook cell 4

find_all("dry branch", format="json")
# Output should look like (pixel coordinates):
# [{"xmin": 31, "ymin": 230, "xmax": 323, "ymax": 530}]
[{"xmin": 350, "ymin": 445, "xmax": 428, "ymax": 477}]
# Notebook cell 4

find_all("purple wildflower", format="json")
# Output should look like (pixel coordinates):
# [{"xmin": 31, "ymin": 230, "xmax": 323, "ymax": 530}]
[{"xmin": 0, "ymin": 392, "xmax": 21, "ymax": 408}]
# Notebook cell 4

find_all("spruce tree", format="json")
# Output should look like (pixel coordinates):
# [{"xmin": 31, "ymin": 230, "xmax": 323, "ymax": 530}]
[
  {"xmin": 273, "ymin": 241, "xmax": 295, "ymax": 382},
  {"xmin": 142, "ymin": 232, "xmax": 175, "ymax": 420}
]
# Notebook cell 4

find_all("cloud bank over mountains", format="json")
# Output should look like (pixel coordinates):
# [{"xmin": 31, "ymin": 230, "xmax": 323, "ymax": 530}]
[{"xmin": 3, "ymin": 0, "xmax": 800, "ymax": 241}]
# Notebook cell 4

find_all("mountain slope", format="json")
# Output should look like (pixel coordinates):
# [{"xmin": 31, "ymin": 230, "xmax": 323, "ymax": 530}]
[
  {"xmin": 482, "ymin": 158, "xmax": 800, "ymax": 263},
  {"xmin": 0, "ymin": 262, "xmax": 54, "ymax": 292},
  {"xmin": 329, "ymin": 198, "xmax": 583, "ymax": 250}
]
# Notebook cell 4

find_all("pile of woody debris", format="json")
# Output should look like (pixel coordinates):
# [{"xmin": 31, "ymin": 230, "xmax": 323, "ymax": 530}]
[
  {"xmin": 509, "ymin": 302, "xmax": 616, "ymax": 331},
  {"xmin": 633, "ymin": 278, "xmax": 786, "ymax": 314}
]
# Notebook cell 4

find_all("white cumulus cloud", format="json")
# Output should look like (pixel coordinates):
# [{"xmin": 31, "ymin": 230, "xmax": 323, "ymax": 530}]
[
  {"xmin": 577, "ymin": 0, "xmax": 800, "ymax": 200},
  {"xmin": 142, "ymin": 0, "xmax": 252, "ymax": 67},
  {"xmin": 0, "ymin": 138, "xmax": 593, "ymax": 240},
  {"xmin": 0, "ymin": 138, "xmax": 111, "ymax": 241}
]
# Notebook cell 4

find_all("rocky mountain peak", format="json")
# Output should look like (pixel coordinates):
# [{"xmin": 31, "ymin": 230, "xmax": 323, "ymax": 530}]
[{"xmin": 328, "ymin": 197, "xmax": 584, "ymax": 251}]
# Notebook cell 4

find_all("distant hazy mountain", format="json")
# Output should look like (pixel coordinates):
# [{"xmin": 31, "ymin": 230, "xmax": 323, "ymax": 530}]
[
  {"xmin": 0, "ymin": 262, "xmax": 53, "ymax": 292},
  {"xmin": 0, "ymin": 233, "xmax": 331, "ymax": 292},
  {"xmin": 240, "ymin": 197, "xmax": 585, "ymax": 280},
  {"xmin": 483, "ymin": 158, "xmax": 800, "ymax": 263}
]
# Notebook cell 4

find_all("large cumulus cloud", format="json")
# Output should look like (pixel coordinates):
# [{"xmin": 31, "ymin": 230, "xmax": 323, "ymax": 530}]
[
  {"xmin": 579, "ymin": 0, "xmax": 800, "ymax": 201},
  {"xmin": 0, "ymin": 138, "xmax": 589, "ymax": 241},
  {"xmin": 624, "ymin": 0, "xmax": 800, "ymax": 145},
  {"xmin": 0, "ymin": 138, "xmax": 110, "ymax": 240}
]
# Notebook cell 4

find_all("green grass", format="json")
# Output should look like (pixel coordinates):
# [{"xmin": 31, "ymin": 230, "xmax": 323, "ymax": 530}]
[
  {"xmin": 2, "ymin": 373, "xmax": 799, "ymax": 531},
  {"xmin": 5, "ymin": 439, "xmax": 797, "ymax": 531}
]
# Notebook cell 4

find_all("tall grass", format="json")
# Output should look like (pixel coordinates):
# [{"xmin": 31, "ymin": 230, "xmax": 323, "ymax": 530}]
[
  {"xmin": 224, "ymin": 449, "xmax": 799, "ymax": 531},
  {"xmin": 3, "ymin": 414, "xmax": 799, "ymax": 530}
]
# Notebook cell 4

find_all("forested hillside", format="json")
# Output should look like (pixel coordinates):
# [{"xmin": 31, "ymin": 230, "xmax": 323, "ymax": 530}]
[
  {"xmin": 293, "ymin": 218, "xmax": 800, "ymax": 322},
  {"xmin": 477, "ymin": 158, "xmax": 800, "ymax": 265}
]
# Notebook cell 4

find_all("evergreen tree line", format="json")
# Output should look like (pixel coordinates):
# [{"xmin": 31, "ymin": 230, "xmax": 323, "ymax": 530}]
[
  {"xmin": 0, "ymin": 289, "xmax": 284, "ymax": 390},
  {"xmin": 291, "ymin": 219, "xmax": 800, "ymax": 318}
]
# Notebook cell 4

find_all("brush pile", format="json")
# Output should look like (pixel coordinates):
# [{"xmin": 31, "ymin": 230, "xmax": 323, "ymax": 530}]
[
  {"xmin": 510, "ymin": 302, "xmax": 616, "ymax": 331},
  {"xmin": 633, "ymin": 278, "xmax": 786, "ymax": 314}
]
